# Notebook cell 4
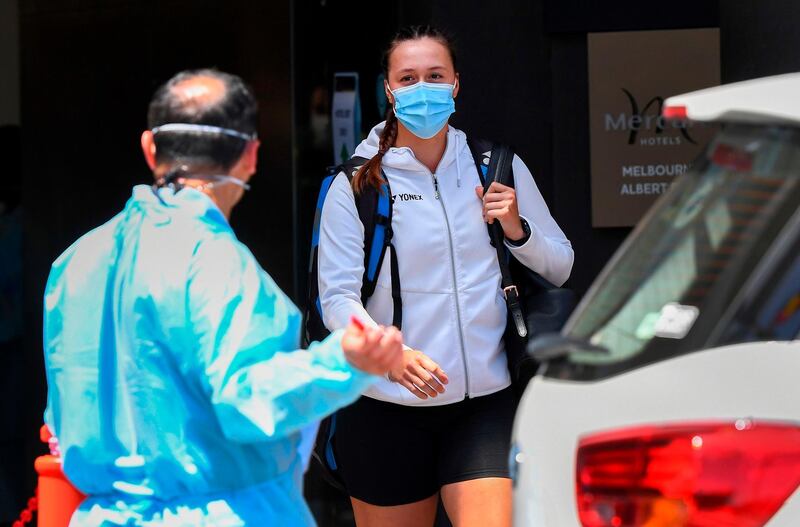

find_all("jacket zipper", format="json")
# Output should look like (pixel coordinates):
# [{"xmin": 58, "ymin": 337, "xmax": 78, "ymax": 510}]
[{"xmin": 430, "ymin": 171, "xmax": 471, "ymax": 398}]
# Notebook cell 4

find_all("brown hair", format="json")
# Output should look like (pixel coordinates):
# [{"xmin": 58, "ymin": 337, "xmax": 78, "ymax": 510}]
[{"xmin": 351, "ymin": 25, "xmax": 457, "ymax": 195}]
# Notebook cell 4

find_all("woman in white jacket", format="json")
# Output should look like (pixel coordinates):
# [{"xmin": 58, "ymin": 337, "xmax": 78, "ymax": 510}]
[{"xmin": 318, "ymin": 25, "xmax": 573, "ymax": 527}]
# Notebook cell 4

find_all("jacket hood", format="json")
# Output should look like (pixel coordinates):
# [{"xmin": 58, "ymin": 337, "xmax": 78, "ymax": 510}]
[{"xmin": 354, "ymin": 121, "xmax": 469, "ymax": 180}]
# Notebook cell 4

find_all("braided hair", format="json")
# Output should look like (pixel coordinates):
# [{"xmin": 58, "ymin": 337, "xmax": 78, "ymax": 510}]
[{"xmin": 351, "ymin": 25, "xmax": 457, "ymax": 195}]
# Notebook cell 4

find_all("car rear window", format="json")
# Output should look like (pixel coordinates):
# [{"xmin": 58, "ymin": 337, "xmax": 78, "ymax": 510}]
[{"xmin": 547, "ymin": 125, "xmax": 800, "ymax": 380}]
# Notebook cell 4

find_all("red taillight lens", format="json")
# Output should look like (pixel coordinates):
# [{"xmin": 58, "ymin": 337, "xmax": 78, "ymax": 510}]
[
  {"xmin": 662, "ymin": 105, "xmax": 688, "ymax": 120},
  {"xmin": 576, "ymin": 421, "xmax": 800, "ymax": 527}
]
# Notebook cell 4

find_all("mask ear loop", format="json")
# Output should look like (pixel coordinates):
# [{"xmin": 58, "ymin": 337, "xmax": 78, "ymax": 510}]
[{"xmin": 384, "ymin": 80, "xmax": 396, "ymax": 116}]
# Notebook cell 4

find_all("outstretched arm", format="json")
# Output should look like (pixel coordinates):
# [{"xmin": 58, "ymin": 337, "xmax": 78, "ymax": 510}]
[{"xmin": 188, "ymin": 236, "xmax": 399, "ymax": 443}]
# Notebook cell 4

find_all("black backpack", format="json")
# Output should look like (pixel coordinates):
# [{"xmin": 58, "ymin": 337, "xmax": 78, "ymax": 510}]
[
  {"xmin": 303, "ymin": 156, "xmax": 399, "ymax": 492},
  {"xmin": 466, "ymin": 140, "xmax": 576, "ymax": 397},
  {"xmin": 304, "ymin": 156, "xmax": 401, "ymax": 347},
  {"xmin": 304, "ymin": 138, "xmax": 574, "ymax": 491}
]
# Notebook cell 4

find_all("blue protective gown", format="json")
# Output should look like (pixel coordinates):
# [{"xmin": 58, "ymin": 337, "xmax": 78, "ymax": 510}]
[{"xmin": 43, "ymin": 185, "xmax": 374, "ymax": 526}]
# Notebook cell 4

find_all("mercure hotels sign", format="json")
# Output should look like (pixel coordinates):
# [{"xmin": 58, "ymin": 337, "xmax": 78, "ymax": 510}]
[{"xmin": 588, "ymin": 28, "xmax": 720, "ymax": 227}]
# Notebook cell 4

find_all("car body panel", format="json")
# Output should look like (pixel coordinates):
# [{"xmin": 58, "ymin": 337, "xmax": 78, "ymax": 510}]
[
  {"xmin": 512, "ymin": 341, "xmax": 800, "ymax": 526},
  {"xmin": 665, "ymin": 72, "xmax": 800, "ymax": 125}
]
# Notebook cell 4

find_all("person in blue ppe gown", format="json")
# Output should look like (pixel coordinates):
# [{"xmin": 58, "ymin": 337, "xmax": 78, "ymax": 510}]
[{"xmin": 42, "ymin": 69, "xmax": 404, "ymax": 527}]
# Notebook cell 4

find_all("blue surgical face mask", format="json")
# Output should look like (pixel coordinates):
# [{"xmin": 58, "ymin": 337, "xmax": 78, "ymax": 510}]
[{"xmin": 390, "ymin": 81, "xmax": 456, "ymax": 139}]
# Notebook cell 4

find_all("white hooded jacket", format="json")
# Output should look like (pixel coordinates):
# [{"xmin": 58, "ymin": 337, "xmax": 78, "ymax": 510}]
[{"xmin": 318, "ymin": 123, "xmax": 574, "ymax": 406}]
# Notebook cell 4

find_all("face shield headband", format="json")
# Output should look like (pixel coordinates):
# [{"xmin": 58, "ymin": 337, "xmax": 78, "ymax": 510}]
[{"xmin": 151, "ymin": 123, "xmax": 257, "ymax": 142}]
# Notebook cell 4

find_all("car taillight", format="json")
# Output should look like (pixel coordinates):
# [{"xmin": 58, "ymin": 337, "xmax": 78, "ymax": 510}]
[
  {"xmin": 576, "ymin": 421, "xmax": 800, "ymax": 527},
  {"xmin": 662, "ymin": 105, "xmax": 688, "ymax": 120}
]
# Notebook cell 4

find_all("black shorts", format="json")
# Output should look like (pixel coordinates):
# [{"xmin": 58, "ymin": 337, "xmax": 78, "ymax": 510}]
[{"xmin": 333, "ymin": 387, "xmax": 515, "ymax": 506}]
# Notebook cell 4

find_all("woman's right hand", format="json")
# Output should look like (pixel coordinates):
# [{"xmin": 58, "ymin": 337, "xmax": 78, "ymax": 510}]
[{"xmin": 388, "ymin": 349, "xmax": 449, "ymax": 399}]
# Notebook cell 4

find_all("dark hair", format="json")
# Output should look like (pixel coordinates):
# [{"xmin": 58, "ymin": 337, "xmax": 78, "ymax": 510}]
[
  {"xmin": 147, "ymin": 69, "xmax": 258, "ymax": 171},
  {"xmin": 352, "ymin": 25, "xmax": 457, "ymax": 195}
]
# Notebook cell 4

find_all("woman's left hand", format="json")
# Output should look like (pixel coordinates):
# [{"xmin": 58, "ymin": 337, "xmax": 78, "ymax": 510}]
[{"xmin": 475, "ymin": 182, "xmax": 525, "ymax": 242}]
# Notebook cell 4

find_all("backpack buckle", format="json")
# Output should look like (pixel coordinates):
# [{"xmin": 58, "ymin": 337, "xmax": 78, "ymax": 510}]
[
  {"xmin": 376, "ymin": 214, "xmax": 393, "ymax": 239},
  {"xmin": 504, "ymin": 285, "xmax": 519, "ymax": 300}
]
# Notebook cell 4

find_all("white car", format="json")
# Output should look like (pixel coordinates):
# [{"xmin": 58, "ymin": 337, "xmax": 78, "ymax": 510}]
[{"xmin": 512, "ymin": 73, "xmax": 800, "ymax": 527}]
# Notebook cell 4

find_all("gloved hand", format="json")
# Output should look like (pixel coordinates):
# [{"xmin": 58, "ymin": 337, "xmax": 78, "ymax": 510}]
[{"xmin": 341, "ymin": 319, "xmax": 404, "ymax": 376}]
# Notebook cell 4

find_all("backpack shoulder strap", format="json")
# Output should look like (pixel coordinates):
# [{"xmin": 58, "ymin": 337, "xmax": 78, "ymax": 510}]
[
  {"xmin": 339, "ymin": 158, "xmax": 402, "ymax": 329},
  {"xmin": 466, "ymin": 137, "xmax": 515, "ymax": 190},
  {"xmin": 467, "ymin": 137, "xmax": 494, "ymax": 188},
  {"xmin": 466, "ymin": 138, "xmax": 527, "ymax": 338}
]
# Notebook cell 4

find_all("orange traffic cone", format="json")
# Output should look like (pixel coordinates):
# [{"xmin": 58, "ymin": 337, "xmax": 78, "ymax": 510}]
[{"xmin": 34, "ymin": 426, "xmax": 85, "ymax": 527}]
